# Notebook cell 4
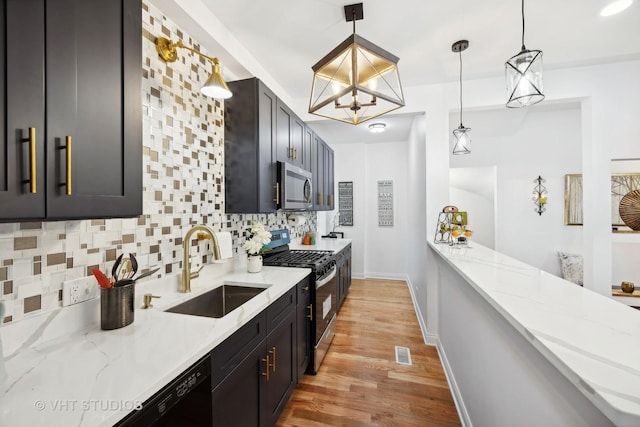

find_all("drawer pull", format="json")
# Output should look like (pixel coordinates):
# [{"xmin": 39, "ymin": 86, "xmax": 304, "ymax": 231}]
[
  {"xmin": 273, "ymin": 182, "xmax": 280, "ymax": 206},
  {"xmin": 29, "ymin": 128, "xmax": 37, "ymax": 193},
  {"xmin": 261, "ymin": 355, "xmax": 270, "ymax": 381},
  {"xmin": 269, "ymin": 346, "xmax": 276, "ymax": 372},
  {"xmin": 307, "ymin": 304, "xmax": 313, "ymax": 321},
  {"xmin": 65, "ymin": 136, "xmax": 72, "ymax": 195}
]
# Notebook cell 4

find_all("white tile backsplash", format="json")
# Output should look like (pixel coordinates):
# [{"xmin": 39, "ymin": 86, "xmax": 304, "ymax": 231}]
[{"xmin": 0, "ymin": 1, "xmax": 316, "ymax": 325}]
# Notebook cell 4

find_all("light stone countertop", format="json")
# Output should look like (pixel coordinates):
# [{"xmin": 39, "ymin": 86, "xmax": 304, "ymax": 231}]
[
  {"xmin": 289, "ymin": 237, "xmax": 351, "ymax": 253},
  {"xmin": 0, "ymin": 262, "xmax": 311, "ymax": 427},
  {"xmin": 429, "ymin": 241, "xmax": 640, "ymax": 426}
]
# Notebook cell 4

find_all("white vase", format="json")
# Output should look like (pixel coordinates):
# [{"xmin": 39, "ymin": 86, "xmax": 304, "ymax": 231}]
[{"xmin": 247, "ymin": 255, "xmax": 263, "ymax": 273}]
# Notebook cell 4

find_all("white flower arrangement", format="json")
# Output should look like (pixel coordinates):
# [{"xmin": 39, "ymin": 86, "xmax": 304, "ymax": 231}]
[{"xmin": 241, "ymin": 222, "xmax": 272, "ymax": 255}]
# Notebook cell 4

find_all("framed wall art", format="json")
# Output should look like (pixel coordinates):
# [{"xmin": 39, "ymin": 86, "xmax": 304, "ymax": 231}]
[
  {"xmin": 564, "ymin": 173, "xmax": 640, "ymax": 226},
  {"xmin": 377, "ymin": 180, "xmax": 393, "ymax": 226},
  {"xmin": 338, "ymin": 181, "xmax": 354, "ymax": 226}
]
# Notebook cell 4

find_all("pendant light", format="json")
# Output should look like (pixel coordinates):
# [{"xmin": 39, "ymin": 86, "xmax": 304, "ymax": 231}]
[
  {"xmin": 309, "ymin": 3, "xmax": 404, "ymax": 125},
  {"xmin": 452, "ymin": 40, "xmax": 471, "ymax": 155},
  {"xmin": 505, "ymin": 0, "xmax": 544, "ymax": 108}
]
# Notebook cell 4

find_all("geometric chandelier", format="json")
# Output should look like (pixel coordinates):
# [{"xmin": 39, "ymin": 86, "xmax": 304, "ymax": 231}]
[
  {"xmin": 309, "ymin": 3, "xmax": 404, "ymax": 125},
  {"xmin": 505, "ymin": 0, "xmax": 545, "ymax": 108}
]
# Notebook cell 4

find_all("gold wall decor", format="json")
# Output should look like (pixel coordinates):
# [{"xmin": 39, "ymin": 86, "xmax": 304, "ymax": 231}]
[{"xmin": 564, "ymin": 173, "xmax": 640, "ymax": 226}]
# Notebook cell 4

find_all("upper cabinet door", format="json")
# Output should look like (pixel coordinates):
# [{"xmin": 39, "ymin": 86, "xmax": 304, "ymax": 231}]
[
  {"xmin": 45, "ymin": 0, "xmax": 141, "ymax": 219},
  {"xmin": 0, "ymin": 0, "xmax": 46, "ymax": 221},
  {"xmin": 302, "ymin": 125, "xmax": 313, "ymax": 172},
  {"xmin": 276, "ymin": 99, "xmax": 307, "ymax": 170},
  {"xmin": 275, "ymin": 99, "xmax": 292, "ymax": 165}
]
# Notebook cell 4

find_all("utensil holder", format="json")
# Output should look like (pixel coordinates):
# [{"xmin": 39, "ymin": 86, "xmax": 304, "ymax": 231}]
[{"xmin": 100, "ymin": 283, "xmax": 135, "ymax": 330}]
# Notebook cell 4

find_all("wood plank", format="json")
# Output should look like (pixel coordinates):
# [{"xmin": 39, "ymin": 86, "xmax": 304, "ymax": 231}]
[{"xmin": 276, "ymin": 278, "xmax": 461, "ymax": 426}]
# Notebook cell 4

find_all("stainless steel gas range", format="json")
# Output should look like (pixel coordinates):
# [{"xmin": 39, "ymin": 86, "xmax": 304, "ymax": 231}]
[{"xmin": 262, "ymin": 230, "xmax": 337, "ymax": 374}]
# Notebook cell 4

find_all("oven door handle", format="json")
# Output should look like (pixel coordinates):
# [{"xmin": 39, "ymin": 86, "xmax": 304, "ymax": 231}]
[{"xmin": 316, "ymin": 266, "xmax": 337, "ymax": 289}]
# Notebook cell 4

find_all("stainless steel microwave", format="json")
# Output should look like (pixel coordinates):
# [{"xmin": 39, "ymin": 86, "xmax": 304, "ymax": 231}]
[{"xmin": 277, "ymin": 161, "xmax": 312, "ymax": 210}]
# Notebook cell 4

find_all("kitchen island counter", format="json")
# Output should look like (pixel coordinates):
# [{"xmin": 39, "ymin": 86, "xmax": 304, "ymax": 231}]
[
  {"xmin": 429, "ymin": 241, "xmax": 640, "ymax": 426},
  {"xmin": 0, "ymin": 263, "xmax": 310, "ymax": 427}
]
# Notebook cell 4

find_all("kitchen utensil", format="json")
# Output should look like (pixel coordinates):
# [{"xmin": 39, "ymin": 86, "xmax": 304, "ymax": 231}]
[
  {"xmin": 112, "ymin": 253, "xmax": 139, "ymax": 281},
  {"xmin": 133, "ymin": 267, "xmax": 160, "ymax": 283},
  {"xmin": 129, "ymin": 253, "xmax": 139, "ymax": 278},
  {"xmin": 111, "ymin": 253, "xmax": 124, "ymax": 282},
  {"xmin": 92, "ymin": 268, "xmax": 112, "ymax": 289}
]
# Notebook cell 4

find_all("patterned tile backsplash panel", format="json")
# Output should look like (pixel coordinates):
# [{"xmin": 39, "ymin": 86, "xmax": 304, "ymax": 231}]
[{"xmin": 0, "ymin": 1, "xmax": 316, "ymax": 324}]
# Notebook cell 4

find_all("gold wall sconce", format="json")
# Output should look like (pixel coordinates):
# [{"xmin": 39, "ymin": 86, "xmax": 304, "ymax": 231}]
[
  {"xmin": 533, "ymin": 175, "xmax": 548, "ymax": 215},
  {"xmin": 309, "ymin": 3, "xmax": 404, "ymax": 125},
  {"xmin": 155, "ymin": 37, "xmax": 232, "ymax": 99}
]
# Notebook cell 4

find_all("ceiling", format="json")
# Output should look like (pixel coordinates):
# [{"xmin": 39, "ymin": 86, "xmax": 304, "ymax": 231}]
[{"xmin": 154, "ymin": 0, "xmax": 640, "ymax": 142}]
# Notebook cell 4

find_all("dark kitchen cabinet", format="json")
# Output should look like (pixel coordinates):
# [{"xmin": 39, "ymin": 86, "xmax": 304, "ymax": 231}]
[
  {"xmin": 225, "ymin": 78, "xmax": 278, "ymax": 213},
  {"xmin": 296, "ymin": 276, "xmax": 312, "ymax": 381},
  {"xmin": 0, "ymin": 0, "xmax": 142, "ymax": 221},
  {"xmin": 275, "ymin": 100, "xmax": 310, "ymax": 171},
  {"xmin": 336, "ymin": 243, "xmax": 352, "ymax": 311},
  {"xmin": 211, "ymin": 285, "xmax": 300, "ymax": 427},
  {"xmin": 312, "ymin": 134, "xmax": 335, "ymax": 211}
]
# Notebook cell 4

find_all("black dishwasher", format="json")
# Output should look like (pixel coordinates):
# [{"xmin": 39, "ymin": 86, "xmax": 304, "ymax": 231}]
[{"xmin": 115, "ymin": 353, "xmax": 212, "ymax": 427}]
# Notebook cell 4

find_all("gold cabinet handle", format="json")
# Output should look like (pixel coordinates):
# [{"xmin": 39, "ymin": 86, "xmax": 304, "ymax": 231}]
[
  {"xmin": 307, "ymin": 304, "xmax": 313, "ymax": 321},
  {"xmin": 261, "ymin": 355, "xmax": 270, "ymax": 381},
  {"xmin": 329, "ymin": 194, "xmax": 334, "ymax": 206},
  {"xmin": 65, "ymin": 136, "xmax": 72, "ymax": 195},
  {"xmin": 293, "ymin": 147, "xmax": 298, "ymax": 159},
  {"xmin": 269, "ymin": 346, "xmax": 276, "ymax": 372},
  {"xmin": 273, "ymin": 182, "xmax": 279, "ymax": 205},
  {"xmin": 288, "ymin": 147, "xmax": 294, "ymax": 159},
  {"xmin": 29, "ymin": 128, "xmax": 37, "ymax": 193},
  {"xmin": 318, "ymin": 192, "xmax": 323, "ymax": 205}
]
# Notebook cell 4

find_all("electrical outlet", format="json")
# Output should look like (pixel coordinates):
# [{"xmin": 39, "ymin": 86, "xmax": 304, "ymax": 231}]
[{"xmin": 62, "ymin": 276, "xmax": 100, "ymax": 307}]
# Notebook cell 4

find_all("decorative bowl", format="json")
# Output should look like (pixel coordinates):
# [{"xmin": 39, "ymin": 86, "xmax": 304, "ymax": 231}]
[{"xmin": 621, "ymin": 281, "xmax": 635, "ymax": 293}]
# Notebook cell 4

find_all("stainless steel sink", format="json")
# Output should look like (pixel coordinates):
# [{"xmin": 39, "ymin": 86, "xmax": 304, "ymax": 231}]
[{"xmin": 166, "ymin": 284, "xmax": 267, "ymax": 318}]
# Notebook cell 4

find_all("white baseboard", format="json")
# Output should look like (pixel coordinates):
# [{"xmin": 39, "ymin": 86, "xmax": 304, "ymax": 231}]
[
  {"xmin": 403, "ymin": 276, "xmax": 433, "ymax": 345},
  {"xmin": 436, "ymin": 342, "xmax": 471, "ymax": 427},
  {"xmin": 364, "ymin": 272, "xmax": 408, "ymax": 281}
]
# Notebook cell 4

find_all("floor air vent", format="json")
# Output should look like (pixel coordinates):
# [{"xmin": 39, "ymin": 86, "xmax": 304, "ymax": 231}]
[{"xmin": 395, "ymin": 346, "xmax": 412, "ymax": 366}]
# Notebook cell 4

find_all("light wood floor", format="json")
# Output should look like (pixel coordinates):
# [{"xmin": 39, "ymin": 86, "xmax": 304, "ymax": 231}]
[{"xmin": 277, "ymin": 278, "xmax": 461, "ymax": 427}]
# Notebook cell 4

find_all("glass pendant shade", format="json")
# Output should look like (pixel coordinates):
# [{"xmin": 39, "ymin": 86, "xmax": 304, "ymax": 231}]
[
  {"xmin": 452, "ymin": 125, "xmax": 471, "ymax": 155},
  {"xmin": 309, "ymin": 34, "xmax": 404, "ymax": 125},
  {"xmin": 505, "ymin": 48, "xmax": 544, "ymax": 108},
  {"xmin": 200, "ymin": 60, "xmax": 232, "ymax": 99}
]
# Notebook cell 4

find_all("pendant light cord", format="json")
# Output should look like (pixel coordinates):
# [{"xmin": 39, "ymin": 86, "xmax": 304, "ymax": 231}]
[
  {"xmin": 521, "ymin": 0, "xmax": 526, "ymax": 50},
  {"xmin": 459, "ymin": 49, "xmax": 463, "ymax": 127}
]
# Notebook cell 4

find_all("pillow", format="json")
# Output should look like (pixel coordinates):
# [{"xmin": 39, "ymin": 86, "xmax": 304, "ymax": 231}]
[{"xmin": 557, "ymin": 252, "xmax": 583, "ymax": 286}]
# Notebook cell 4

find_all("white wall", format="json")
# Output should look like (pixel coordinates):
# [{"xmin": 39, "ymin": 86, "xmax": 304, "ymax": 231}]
[
  {"xmin": 449, "ymin": 166, "xmax": 497, "ymax": 249},
  {"xmin": 327, "ymin": 139, "xmax": 409, "ymax": 279},
  {"xmin": 449, "ymin": 104, "xmax": 584, "ymax": 277},
  {"xmin": 406, "ymin": 115, "xmax": 429, "ymax": 338},
  {"xmin": 325, "ymin": 144, "xmax": 366, "ymax": 278},
  {"xmin": 364, "ymin": 141, "xmax": 409, "ymax": 278}
]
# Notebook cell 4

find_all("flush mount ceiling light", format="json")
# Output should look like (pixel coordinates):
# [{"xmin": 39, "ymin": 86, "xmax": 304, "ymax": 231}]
[
  {"xmin": 505, "ymin": 0, "xmax": 544, "ymax": 108},
  {"xmin": 309, "ymin": 2, "xmax": 404, "ymax": 125},
  {"xmin": 155, "ymin": 37, "xmax": 232, "ymax": 99},
  {"xmin": 600, "ymin": 0, "xmax": 633, "ymax": 16},
  {"xmin": 368, "ymin": 123, "xmax": 386, "ymax": 133},
  {"xmin": 452, "ymin": 40, "xmax": 471, "ymax": 155}
]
